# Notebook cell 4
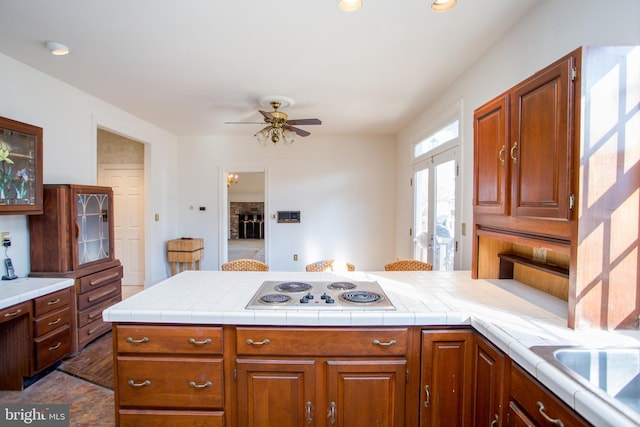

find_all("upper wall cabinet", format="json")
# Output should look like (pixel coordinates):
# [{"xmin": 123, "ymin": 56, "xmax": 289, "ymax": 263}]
[{"xmin": 0, "ymin": 117, "xmax": 43, "ymax": 215}]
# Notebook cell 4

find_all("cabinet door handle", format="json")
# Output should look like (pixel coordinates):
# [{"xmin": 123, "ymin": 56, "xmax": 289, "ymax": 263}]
[
  {"xmin": 188, "ymin": 338, "xmax": 212, "ymax": 345},
  {"xmin": 536, "ymin": 401, "xmax": 564, "ymax": 427},
  {"xmin": 47, "ymin": 298, "xmax": 61, "ymax": 306},
  {"xmin": 126, "ymin": 336, "xmax": 150, "ymax": 344},
  {"xmin": 188, "ymin": 381, "xmax": 212, "ymax": 389},
  {"xmin": 48, "ymin": 342, "xmax": 62, "ymax": 351},
  {"xmin": 490, "ymin": 414, "xmax": 499, "ymax": 427},
  {"xmin": 510, "ymin": 141, "xmax": 518, "ymax": 163},
  {"xmin": 372, "ymin": 339, "xmax": 396, "ymax": 346},
  {"xmin": 305, "ymin": 401, "xmax": 313, "ymax": 424},
  {"xmin": 424, "ymin": 385, "xmax": 430, "ymax": 407},
  {"xmin": 246, "ymin": 338, "xmax": 270, "ymax": 346},
  {"xmin": 4, "ymin": 309, "xmax": 22, "ymax": 318},
  {"xmin": 47, "ymin": 317, "xmax": 62, "ymax": 326},
  {"xmin": 498, "ymin": 145, "xmax": 506, "ymax": 166},
  {"xmin": 327, "ymin": 401, "xmax": 336, "ymax": 425},
  {"xmin": 127, "ymin": 379, "xmax": 151, "ymax": 387}
]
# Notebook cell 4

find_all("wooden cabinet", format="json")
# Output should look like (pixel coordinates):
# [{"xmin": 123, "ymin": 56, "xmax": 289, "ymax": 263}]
[
  {"xmin": 0, "ymin": 301, "xmax": 31, "ymax": 390},
  {"xmin": 473, "ymin": 46, "xmax": 640, "ymax": 329},
  {"xmin": 235, "ymin": 327, "xmax": 410, "ymax": 427},
  {"xmin": 419, "ymin": 329, "xmax": 473, "ymax": 427},
  {"xmin": 507, "ymin": 364, "xmax": 589, "ymax": 427},
  {"xmin": 113, "ymin": 324, "xmax": 225, "ymax": 426},
  {"xmin": 29, "ymin": 184, "xmax": 122, "ymax": 352},
  {"xmin": 0, "ymin": 116, "xmax": 43, "ymax": 215},
  {"xmin": 32, "ymin": 287, "xmax": 72, "ymax": 373},
  {"xmin": 471, "ymin": 333, "xmax": 506, "ymax": 427}
]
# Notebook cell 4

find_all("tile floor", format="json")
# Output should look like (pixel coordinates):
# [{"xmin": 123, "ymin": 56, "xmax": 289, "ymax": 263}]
[{"xmin": 0, "ymin": 285, "xmax": 143, "ymax": 427}]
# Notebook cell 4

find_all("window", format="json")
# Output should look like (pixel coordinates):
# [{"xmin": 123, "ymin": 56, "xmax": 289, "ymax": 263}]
[{"xmin": 414, "ymin": 119, "xmax": 459, "ymax": 158}]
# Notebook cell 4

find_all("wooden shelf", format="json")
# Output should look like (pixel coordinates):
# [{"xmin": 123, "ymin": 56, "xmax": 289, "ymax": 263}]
[{"xmin": 498, "ymin": 253, "xmax": 569, "ymax": 280}]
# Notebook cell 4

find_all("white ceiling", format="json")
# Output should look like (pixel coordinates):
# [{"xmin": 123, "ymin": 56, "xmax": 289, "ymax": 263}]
[{"xmin": 0, "ymin": 0, "xmax": 539, "ymax": 137}]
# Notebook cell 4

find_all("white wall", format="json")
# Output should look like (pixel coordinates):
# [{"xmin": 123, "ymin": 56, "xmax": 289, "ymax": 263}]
[
  {"xmin": 0, "ymin": 53, "xmax": 179, "ymax": 285},
  {"xmin": 177, "ymin": 133, "xmax": 396, "ymax": 271},
  {"xmin": 395, "ymin": 0, "xmax": 640, "ymax": 269}
]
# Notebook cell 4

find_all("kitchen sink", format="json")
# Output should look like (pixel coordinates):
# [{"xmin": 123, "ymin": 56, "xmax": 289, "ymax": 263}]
[{"xmin": 531, "ymin": 346, "xmax": 640, "ymax": 419}]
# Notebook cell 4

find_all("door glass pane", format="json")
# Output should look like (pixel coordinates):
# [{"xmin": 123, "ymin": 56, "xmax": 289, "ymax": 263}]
[
  {"xmin": 434, "ymin": 160, "xmax": 456, "ymax": 271},
  {"xmin": 414, "ymin": 169, "xmax": 430, "ymax": 263},
  {"xmin": 77, "ymin": 193, "xmax": 110, "ymax": 265}
]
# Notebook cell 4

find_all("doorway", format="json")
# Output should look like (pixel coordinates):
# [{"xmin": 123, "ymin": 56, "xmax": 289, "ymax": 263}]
[
  {"xmin": 413, "ymin": 147, "xmax": 458, "ymax": 271},
  {"xmin": 226, "ymin": 172, "xmax": 265, "ymax": 263}
]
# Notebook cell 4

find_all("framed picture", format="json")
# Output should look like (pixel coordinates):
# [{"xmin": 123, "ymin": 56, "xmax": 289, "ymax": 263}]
[{"xmin": 0, "ymin": 116, "xmax": 43, "ymax": 214}]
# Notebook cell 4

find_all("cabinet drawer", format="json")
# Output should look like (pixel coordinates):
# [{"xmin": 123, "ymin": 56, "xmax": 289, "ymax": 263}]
[
  {"xmin": 77, "ymin": 283, "xmax": 121, "ymax": 311},
  {"xmin": 510, "ymin": 364, "xmax": 590, "ymax": 427},
  {"xmin": 34, "ymin": 306, "xmax": 71, "ymax": 337},
  {"xmin": 0, "ymin": 301, "xmax": 31, "ymax": 324},
  {"xmin": 78, "ymin": 295, "xmax": 120, "ymax": 328},
  {"xmin": 116, "ymin": 325, "xmax": 223, "ymax": 355},
  {"xmin": 78, "ymin": 265, "xmax": 123, "ymax": 294},
  {"xmin": 117, "ymin": 356, "xmax": 224, "ymax": 409},
  {"xmin": 34, "ymin": 325, "xmax": 71, "ymax": 372},
  {"xmin": 34, "ymin": 288, "xmax": 71, "ymax": 317},
  {"xmin": 236, "ymin": 327, "xmax": 409, "ymax": 356},
  {"xmin": 78, "ymin": 316, "xmax": 112, "ymax": 349},
  {"xmin": 119, "ymin": 409, "xmax": 224, "ymax": 427}
]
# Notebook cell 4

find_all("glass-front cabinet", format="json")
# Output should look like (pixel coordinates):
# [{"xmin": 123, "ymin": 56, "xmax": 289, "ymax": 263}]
[
  {"xmin": 0, "ymin": 116, "xmax": 43, "ymax": 214},
  {"xmin": 76, "ymin": 191, "xmax": 111, "ymax": 266}
]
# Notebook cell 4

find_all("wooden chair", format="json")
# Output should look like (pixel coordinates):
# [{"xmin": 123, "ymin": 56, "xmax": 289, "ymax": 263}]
[
  {"xmin": 384, "ymin": 259, "xmax": 433, "ymax": 271},
  {"xmin": 305, "ymin": 259, "xmax": 355, "ymax": 272},
  {"xmin": 221, "ymin": 259, "xmax": 269, "ymax": 271}
]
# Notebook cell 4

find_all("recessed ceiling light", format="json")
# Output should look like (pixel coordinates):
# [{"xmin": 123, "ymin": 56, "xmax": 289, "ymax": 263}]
[
  {"xmin": 45, "ymin": 41, "xmax": 70, "ymax": 56},
  {"xmin": 339, "ymin": 0, "xmax": 362, "ymax": 12},
  {"xmin": 431, "ymin": 0, "xmax": 457, "ymax": 13}
]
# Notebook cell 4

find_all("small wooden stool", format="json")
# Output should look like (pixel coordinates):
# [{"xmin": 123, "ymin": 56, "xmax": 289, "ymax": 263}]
[{"xmin": 167, "ymin": 238, "xmax": 204, "ymax": 276}]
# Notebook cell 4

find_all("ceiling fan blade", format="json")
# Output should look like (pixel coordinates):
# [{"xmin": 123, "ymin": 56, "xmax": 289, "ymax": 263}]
[
  {"xmin": 286, "ymin": 118, "xmax": 322, "ymax": 126},
  {"xmin": 284, "ymin": 125, "xmax": 311, "ymax": 137},
  {"xmin": 259, "ymin": 110, "xmax": 274, "ymax": 121},
  {"xmin": 224, "ymin": 121, "xmax": 266, "ymax": 125}
]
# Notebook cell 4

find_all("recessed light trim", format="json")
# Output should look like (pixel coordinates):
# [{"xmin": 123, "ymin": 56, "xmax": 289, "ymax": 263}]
[
  {"xmin": 45, "ymin": 41, "xmax": 70, "ymax": 55},
  {"xmin": 339, "ymin": 0, "xmax": 362, "ymax": 12},
  {"xmin": 431, "ymin": 0, "xmax": 457, "ymax": 13}
]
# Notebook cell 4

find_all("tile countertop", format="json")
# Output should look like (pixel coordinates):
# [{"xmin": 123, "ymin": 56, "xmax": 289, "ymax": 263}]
[
  {"xmin": 0, "ymin": 277, "xmax": 75, "ymax": 309},
  {"xmin": 103, "ymin": 270, "xmax": 640, "ymax": 427}
]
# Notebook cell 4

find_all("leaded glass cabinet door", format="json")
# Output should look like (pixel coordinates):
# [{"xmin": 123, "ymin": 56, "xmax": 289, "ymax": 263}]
[{"xmin": 75, "ymin": 190, "xmax": 111, "ymax": 268}]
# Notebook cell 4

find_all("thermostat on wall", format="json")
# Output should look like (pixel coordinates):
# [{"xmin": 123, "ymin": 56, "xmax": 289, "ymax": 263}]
[{"xmin": 277, "ymin": 211, "xmax": 300, "ymax": 223}]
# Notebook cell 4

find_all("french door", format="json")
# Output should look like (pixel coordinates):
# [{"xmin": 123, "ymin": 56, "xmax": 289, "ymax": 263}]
[{"xmin": 413, "ymin": 147, "xmax": 458, "ymax": 271}]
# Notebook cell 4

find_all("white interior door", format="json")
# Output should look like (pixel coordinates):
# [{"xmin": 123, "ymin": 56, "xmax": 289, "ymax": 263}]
[
  {"xmin": 413, "ymin": 148, "xmax": 458, "ymax": 270},
  {"xmin": 99, "ymin": 164, "xmax": 145, "ymax": 285}
]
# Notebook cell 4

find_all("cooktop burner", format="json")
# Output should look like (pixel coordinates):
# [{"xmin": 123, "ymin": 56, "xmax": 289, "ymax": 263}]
[{"xmin": 245, "ymin": 280, "xmax": 395, "ymax": 310}]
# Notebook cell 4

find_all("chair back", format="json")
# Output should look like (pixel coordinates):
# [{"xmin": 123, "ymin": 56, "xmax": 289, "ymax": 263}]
[
  {"xmin": 221, "ymin": 259, "xmax": 269, "ymax": 271},
  {"xmin": 384, "ymin": 259, "xmax": 433, "ymax": 271},
  {"xmin": 305, "ymin": 259, "xmax": 355, "ymax": 272}
]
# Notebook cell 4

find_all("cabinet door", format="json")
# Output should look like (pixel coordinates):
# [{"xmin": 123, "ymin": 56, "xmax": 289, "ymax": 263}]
[
  {"xmin": 472, "ymin": 335, "xmax": 505, "ymax": 427},
  {"xmin": 73, "ymin": 187, "xmax": 115, "ymax": 269},
  {"xmin": 505, "ymin": 401, "xmax": 536, "ymax": 427},
  {"xmin": 474, "ymin": 94, "xmax": 509, "ymax": 215},
  {"xmin": 420, "ymin": 330, "xmax": 473, "ymax": 427},
  {"xmin": 236, "ymin": 359, "xmax": 317, "ymax": 427},
  {"xmin": 510, "ymin": 56, "xmax": 574, "ymax": 220},
  {"xmin": 326, "ymin": 359, "xmax": 406, "ymax": 427}
]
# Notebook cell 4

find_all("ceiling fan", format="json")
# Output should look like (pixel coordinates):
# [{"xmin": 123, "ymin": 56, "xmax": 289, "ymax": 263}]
[{"xmin": 225, "ymin": 96, "xmax": 322, "ymax": 145}]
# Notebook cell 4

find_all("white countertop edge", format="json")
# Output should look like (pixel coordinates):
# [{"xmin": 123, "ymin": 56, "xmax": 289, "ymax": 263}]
[{"xmin": 0, "ymin": 277, "xmax": 75, "ymax": 308}]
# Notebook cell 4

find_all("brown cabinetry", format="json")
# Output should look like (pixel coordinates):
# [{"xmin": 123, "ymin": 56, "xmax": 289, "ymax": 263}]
[
  {"xmin": 32, "ymin": 287, "xmax": 72, "ymax": 373},
  {"xmin": 113, "ymin": 324, "xmax": 225, "ymax": 426},
  {"xmin": 0, "ymin": 301, "xmax": 32, "ymax": 390},
  {"xmin": 420, "ymin": 329, "xmax": 473, "ymax": 427},
  {"xmin": 471, "ymin": 333, "xmax": 506, "ymax": 427},
  {"xmin": 235, "ymin": 327, "xmax": 410, "ymax": 427},
  {"xmin": 29, "ymin": 184, "xmax": 122, "ymax": 352}
]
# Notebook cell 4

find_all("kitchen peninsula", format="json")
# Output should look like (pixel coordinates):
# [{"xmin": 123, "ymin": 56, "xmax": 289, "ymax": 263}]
[{"xmin": 104, "ymin": 271, "xmax": 640, "ymax": 427}]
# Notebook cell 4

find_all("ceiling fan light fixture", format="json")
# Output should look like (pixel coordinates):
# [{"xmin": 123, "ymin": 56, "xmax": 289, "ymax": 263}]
[
  {"xmin": 255, "ymin": 128, "xmax": 270, "ymax": 146},
  {"xmin": 282, "ymin": 129, "xmax": 296, "ymax": 145},
  {"xmin": 431, "ymin": 0, "xmax": 456, "ymax": 13},
  {"xmin": 45, "ymin": 41, "xmax": 70, "ymax": 55},
  {"xmin": 339, "ymin": 0, "xmax": 362, "ymax": 12}
]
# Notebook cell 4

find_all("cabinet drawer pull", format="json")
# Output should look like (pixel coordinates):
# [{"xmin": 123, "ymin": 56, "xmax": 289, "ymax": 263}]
[
  {"xmin": 246, "ymin": 338, "xmax": 271, "ymax": 346},
  {"xmin": 48, "ymin": 342, "xmax": 62, "ymax": 351},
  {"xmin": 372, "ymin": 339, "xmax": 396, "ymax": 346},
  {"xmin": 47, "ymin": 298, "xmax": 61, "ymax": 306},
  {"xmin": 87, "ymin": 286, "xmax": 118, "ymax": 302},
  {"xmin": 47, "ymin": 318, "xmax": 62, "ymax": 326},
  {"xmin": 327, "ymin": 401, "xmax": 336, "ymax": 425},
  {"xmin": 4, "ymin": 309, "xmax": 22, "ymax": 318},
  {"xmin": 128, "ymin": 379, "xmax": 151, "ymax": 387},
  {"xmin": 89, "ymin": 272, "xmax": 120, "ymax": 286},
  {"xmin": 490, "ymin": 414, "xmax": 499, "ymax": 427},
  {"xmin": 188, "ymin": 381, "xmax": 212, "ymax": 389},
  {"xmin": 498, "ymin": 145, "xmax": 505, "ymax": 166},
  {"xmin": 510, "ymin": 141, "xmax": 518, "ymax": 163},
  {"xmin": 126, "ymin": 336, "xmax": 150, "ymax": 344},
  {"xmin": 188, "ymin": 338, "xmax": 212, "ymax": 345},
  {"xmin": 536, "ymin": 401, "xmax": 564, "ymax": 427},
  {"xmin": 305, "ymin": 401, "xmax": 313, "ymax": 424},
  {"xmin": 424, "ymin": 385, "xmax": 430, "ymax": 408}
]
